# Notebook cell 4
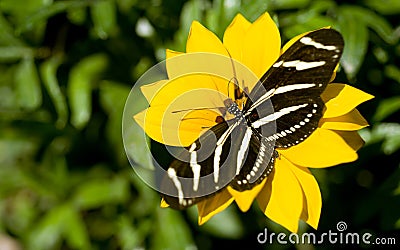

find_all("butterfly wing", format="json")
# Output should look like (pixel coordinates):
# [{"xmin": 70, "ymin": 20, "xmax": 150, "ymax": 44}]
[
  {"xmin": 160, "ymin": 120, "xmax": 241, "ymax": 209},
  {"xmin": 244, "ymin": 29, "xmax": 344, "ymax": 148},
  {"xmin": 160, "ymin": 118, "xmax": 276, "ymax": 208}
]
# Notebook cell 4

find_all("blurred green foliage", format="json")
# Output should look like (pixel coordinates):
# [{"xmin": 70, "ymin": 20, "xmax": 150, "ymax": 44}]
[{"xmin": 0, "ymin": 0, "xmax": 399, "ymax": 249}]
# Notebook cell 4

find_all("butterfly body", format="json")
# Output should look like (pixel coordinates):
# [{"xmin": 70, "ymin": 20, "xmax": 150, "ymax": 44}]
[{"xmin": 160, "ymin": 29, "xmax": 344, "ymax": 209}]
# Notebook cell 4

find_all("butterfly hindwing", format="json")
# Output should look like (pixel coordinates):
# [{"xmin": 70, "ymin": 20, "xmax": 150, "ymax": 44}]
[
  {"xmin": 161, "ymin": 120, "xmax": 249, "ymax": 209},
  {"xmin": 161, "ymin": 118, "xmax": 276, "ymax": 208}
]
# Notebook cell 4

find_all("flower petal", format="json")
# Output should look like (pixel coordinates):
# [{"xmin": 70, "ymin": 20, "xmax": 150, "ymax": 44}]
[
  {"xmin": 334, "ymin": 130, "xmax": 365, "ymax": 151},
  {"xmin": 223, "ymin": 13, "xmax": 251, "ymax": 62},
  {"xmin": 227, "ymin": 178, "xmax": 267, "ymax": 212},
  {"xmin": 197, "ymin": 189, "xmax": 234, "ymax": 225},
  {"xmin": 257, "ymin": 162, "xmax": 303, "ymax": 233},
  {"xmin": 329, "ymin": 64, "xmax": 339, "ymax": 82},
  {"xmin": 166, "ymin": 49, "xmax": 184, "ymax": 79},
  {"xmin": 160, "ymin": 198, "xmax": 169, "ymax": 208},
  {"xmin": 286, "ymin": 161, "xmax": 322, "ymax": 230},
  {"xmin": 133, "ymin": 106, "xmax": 218, "ymax": 146},
  {"xmin": 140, "ymin": 80, "xmax": 169, "ymax": 103},
  {"xmin": 150, "ymin": 74, "xmax": 228, "ymax": 108},
  {"xmin": 186, "ymin": 21, "xmax": 229, "ymax": 56},
  {"xmin": 322, "ymin": 83, "xmax": 374, "ymax": 118},
  {"xmin": 242, "ymin": 12, "xmax": 281, "ymax": 79},
  {"xmin": 279, "ymin": 128, "xmax": 358, "ymax": 168},
  {"xmin": 319, "ymin": 109, "xmax": 369, "ymax": 131}
]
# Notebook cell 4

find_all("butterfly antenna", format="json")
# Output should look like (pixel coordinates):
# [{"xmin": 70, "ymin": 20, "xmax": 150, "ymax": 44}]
[{"xmin": 225, "ymin": 50, "xmax": 241, "ymax": 100}]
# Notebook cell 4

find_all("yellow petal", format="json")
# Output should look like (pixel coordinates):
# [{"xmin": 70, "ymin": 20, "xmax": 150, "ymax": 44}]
[
  {"xmin": 319, "ymin": 109, "xmax": 369, "ymax": 131},
  {"xmin": 160, "ymin": 198, "xmax": 169, "ymax": 208},
  {"xmin": 140, "ymin": 80, "xmax": 169, "ymax": 103},
  {"xmin": 149, "ymin": 70, "xmax": 228, "ymax": 109},
  {"xmin": 223, "ymin": 13, "xmax": 251, "ymax": 62},
  {"xmin": 242, "ymin": 12, "xmax": 281, "ymax": 79},
  {"xmin": 186, "ymin": 21, "xmax": 229, "ymax": 56},
  {"xmin": 227, "ymin": 178, "xmax": 267, "ymax": 212},
  {"xmin": 133, "ymin": 106, "xmax": 218, "ymax": 147},
  {"xmin": 322, "ymin": 83, "xmax": 374, "ymax": 118},
  {"xmin": 257, "ymin": 162, "xmax": 303, "ymax": 233},
  {"xmin": 166, "ymin": 49, "xmax": 184, "ymax": 79},
  {"xmin": 286, "ymin": 161, "xmax": 321, "ymax": 229},
  {"xmin": 136, "ymin": 71, "xmax": 239, "ymax": 146},
  {"xmin": 334, "ymin": 130, "xmax": 365, "ymax": 151},
  {"xmin": 197, "ymin": 189, "xmax": 234, "ymax": 225},
  {"xmin": 279, "ymin": 128, "xmax": 358, "ymax": 168},
  {"xmin": 166, "ymin": 49, "xmax": 183, "ymax": 59},
  {"xmin": 329, "ymin": 64, "xmax": 339, "ymax": 82}
]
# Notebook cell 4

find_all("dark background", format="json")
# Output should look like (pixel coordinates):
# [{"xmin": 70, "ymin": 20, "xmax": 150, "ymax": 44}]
[{"xmin": 0, "ymin": 0, "xmax": 399, "ymax": 249}]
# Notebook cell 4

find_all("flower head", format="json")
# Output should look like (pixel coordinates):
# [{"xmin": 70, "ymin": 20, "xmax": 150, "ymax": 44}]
[{"xmin": 134, "ymin": 12, "xmax": 373, "ymax": 232}]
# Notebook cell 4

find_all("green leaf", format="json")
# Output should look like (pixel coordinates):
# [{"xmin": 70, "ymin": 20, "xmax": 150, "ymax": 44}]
[
  {"xmin": 15, "ymin": 57, "xmax": 42, "ymax": 110},
  {"xmin": 337, "ymin": 7, "xmax": 369, "ymax": 79},
  {"xmin": 240, "ymin": 0, "xmax": 270, "ymax": 21},
  {"xmin": 205, "ymin": 0, "xmax": 224, "ymax": 37},
  {"xmin": 373, "ymin": 47, "xmax": 389, "ymax": 64},
  {"xmin": 385, "ymin": 64, "xmax": 400, "ymax": 84},
  {"xmin": 67, "ymin": 6, "xmax": 87, "ymax": 25},
  {"xmin": 341, "ymin": 5, "xmax": 397, "ymax": 45},
  {"xmin": 28, "ymin": 203, "xmax": 90, "ymax": 250},
  {"xmin": 123, "ymin": 82, "xmax": 153, "ymax": 170},
  {"xmin": 91, "ymin": 0, "xmax": 117, "ymax": 39},
  {"xmin": 282, "ymin": 15, "xmax": 335, "ymax": 39},
  {"xmin": 383, "ymin": 135, "xmax": 400, "ymax": 155},
  {"xmin": 171, "ymin": 0, "xmax": 205, "ymax": 51},
  {"xmin": 16, "ymin": 0, "xmax": 90, "ymax": 34},
  {"xmin": 99, "ymin": 80, "xmax": 130, "ymax": 164},
  {"xmin": 72, "ymin": 176, "xmax": 129, "ymax": 209},
  {"xmin": 40, "ymin": 56, "xmax": 68, "ymax": 128},
  {"xmin": 117, "ymin": 216, "xmax": 151, "ymax": 249},
  {"xmin": 187, "ymin": 205, "xmax": 244, "ymax": 239},
  {"xmin": 220, "ymin": 0, "xmax": 241, "ymax": 21},
  {"xmin": 116, "ymin": 0, "xmax": 139, "ymax": 13},
  {"xmin": 4, "ymin": 192, "xmax": 37, "ymax": 235},
  {"xmin": 280, "ymin": 0, "xmax": 336, "ymax": 37},
  {"xmin": 363, "ymin": 123, "xmax": 400, "ymax": 154},
  {"xmin": 99, "ymin": 80, "xmax": 130, "ymax": 116},
  {"xmin": 0, "ymin": 12, "xmax": 24, "ymax": 46},
  {"xmin": 68, "ymin": 53, "xmax": 108, "ymax": 129},
  {"xmin": 0, "ymin": 46, "xmax": 34, "ymax": 62},
  {"xmin": 27, "ymin": 204, "xmax": 68, "ymax": 250},
  {"xmin": 365, "ymin": 0, "xmax": 400, "ymax": 15},
  {"xmin": 63, "ymin": 207, "xmax": 91, "ymax": 250},
  {"xmin": 270, "ymin": 0, "xmax": 310, "ymax": 10},
  {"xmin": 152, "ymin": 209, "xmax": 194, "ymax": 250},
  {"xmin": 373, "ymin": 96, "xmax": 400, "ymax": 122}
]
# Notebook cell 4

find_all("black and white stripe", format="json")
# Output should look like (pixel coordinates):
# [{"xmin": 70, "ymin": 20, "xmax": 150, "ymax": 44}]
[{"xmin": 160, "ymin": 29, "xmax": 344, "ymax": 209}]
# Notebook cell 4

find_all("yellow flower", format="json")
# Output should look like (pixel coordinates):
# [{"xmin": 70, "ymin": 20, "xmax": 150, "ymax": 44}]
[{"xmin": 134, "ymin": 12, "xmax": 373, "ymax": 233}]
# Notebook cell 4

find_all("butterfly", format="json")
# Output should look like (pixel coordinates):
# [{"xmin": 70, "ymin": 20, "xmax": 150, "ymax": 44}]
[{"xmin": 159, "ymin": 28, "xmax": 344, "ymax": 209}]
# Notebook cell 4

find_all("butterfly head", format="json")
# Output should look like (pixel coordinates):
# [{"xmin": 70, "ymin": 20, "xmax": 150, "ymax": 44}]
[{"xmin": 223, "ymin": 98, "xmax": 243, "ymax": 119}]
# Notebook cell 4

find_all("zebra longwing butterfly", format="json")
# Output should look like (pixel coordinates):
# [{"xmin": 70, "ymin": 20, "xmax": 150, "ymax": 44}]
[{"xmin": 160, "ymin": 29, "xmax": 344, "ymax": 209}]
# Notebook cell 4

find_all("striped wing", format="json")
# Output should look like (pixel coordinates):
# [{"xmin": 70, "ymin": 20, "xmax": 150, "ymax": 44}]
[
  {"xmin": 244, "ymin": 29, "xmax": 344, "ymax": 148},
  {"xmin": 160, "ymin": 119, "xmax": 275, "ymax": 209}
]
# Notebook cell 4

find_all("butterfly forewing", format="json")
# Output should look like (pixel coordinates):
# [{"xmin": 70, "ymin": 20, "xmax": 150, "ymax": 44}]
[{"xmin": 245, "ymin": 29, "xmax": 344, "ymax": 148}]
